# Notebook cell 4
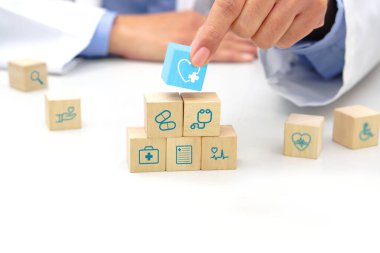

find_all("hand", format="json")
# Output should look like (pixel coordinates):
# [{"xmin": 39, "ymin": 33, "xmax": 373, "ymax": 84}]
[
  {"xmin": 190, "ymin": 0, "xmax": 328, "ymax": 67},
  {"xmin": 109, "ymin": 11, "xmax": 257, "ymax": 62}
]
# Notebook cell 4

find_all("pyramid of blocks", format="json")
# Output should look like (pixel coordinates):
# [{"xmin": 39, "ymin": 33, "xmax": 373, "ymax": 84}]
[{"xmin": 127, "ymin": 92, "xmax": 237, "ymax": 172}]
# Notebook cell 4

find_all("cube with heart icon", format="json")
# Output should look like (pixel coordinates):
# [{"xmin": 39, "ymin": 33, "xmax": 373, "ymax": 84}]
[
  {"xmin": 161, "ymin": 43, "xmax": 208, "ymax": 91},
  {"xmin": 333, "ymin": 105, "xmax": 380, "ymax": 149},
  {"xmin": 283, "ymin": 114, "xmax": 325, "ymax": 159},
  {"xmin": 201, "ymin": 125, "xmax": 237, "ymax": 170}
]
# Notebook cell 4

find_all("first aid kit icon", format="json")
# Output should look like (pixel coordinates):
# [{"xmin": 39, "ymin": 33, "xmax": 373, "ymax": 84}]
[{"xmin": 139, "ymin": 146, "xmax": 160, "ymax": 164}]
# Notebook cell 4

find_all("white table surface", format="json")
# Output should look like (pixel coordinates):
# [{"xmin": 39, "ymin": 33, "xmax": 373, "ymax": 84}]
[{"xmin": 1, "ymin": 59, "xmax": 380, "ymax": 253}]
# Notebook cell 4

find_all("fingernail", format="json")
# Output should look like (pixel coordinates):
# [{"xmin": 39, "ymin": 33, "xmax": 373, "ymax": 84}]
[
  {"xmin": 241, "ymin": 53, "xmax": 255, "ymax": 61},
  {"xmin": 191, "ymin": 47, "xmax": 210, "ymax": 67}
]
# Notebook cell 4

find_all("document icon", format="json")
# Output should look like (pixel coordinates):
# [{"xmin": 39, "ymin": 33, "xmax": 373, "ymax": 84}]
[{"xmin": 176, "ymin": 145, "xmax": 192, "ymax": 164}]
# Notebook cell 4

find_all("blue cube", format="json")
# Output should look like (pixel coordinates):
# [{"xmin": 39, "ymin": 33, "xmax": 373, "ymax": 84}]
[{"xmin": 162, "ymin": 43, "xmax": 208, "ymax": 91}]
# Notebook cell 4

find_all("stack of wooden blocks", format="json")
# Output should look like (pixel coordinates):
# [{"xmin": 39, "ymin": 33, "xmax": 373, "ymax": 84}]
[{"xmin": 127, "ymin": 92, "xmax": 237, "ymax": 172}]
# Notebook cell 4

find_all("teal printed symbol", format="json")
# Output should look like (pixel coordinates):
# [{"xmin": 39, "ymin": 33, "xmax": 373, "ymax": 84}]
[
  {"xmin": 176, "ymin": 145, "xmax": 192, "ymax": 164},
  {"xmin": 30, "ymin": 70, "xmax": 43, "ymax": 85},
  {"xmin": 155, "ymin": 110, "xmax": 176, "ymax": 131},
  {"xmin": 190, "ymin": 109, "xmax": 213, "ymax": 129},
  {"xmin": 359, "ymin": 122, "xmax": 374, "ymax": 142},
  {"xmin": 139, "ymin": 146, "xmax": 159, "ymax": 164},
  {"xmin": 56, "ymin": 106, "xmax": 77, "ymax": 123},
  {"xmin": 210, "ymin": 147, "xmax": 229, "ymax": 160},
  {"xmin": 292, "ymin": 132, "xmax": 311, "ymax": 151}
]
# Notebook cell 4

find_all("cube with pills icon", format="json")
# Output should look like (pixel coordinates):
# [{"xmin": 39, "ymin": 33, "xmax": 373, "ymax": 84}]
[
  {"xmin": 144, "ymin": 92, "xmax": 183, "ymax": 138},
  {"xmin": 161, "ymin": 43, "xmax": 208, "ymax": 91},
  {"xmin": 8, "ymin": 59, "xmax": 48, "ymax": 92}
]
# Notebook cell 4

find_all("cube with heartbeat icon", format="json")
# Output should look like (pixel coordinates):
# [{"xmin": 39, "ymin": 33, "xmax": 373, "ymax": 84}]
[{"xmin": 161, "ymin": 43, "xmax": 208, "ymax": 91}]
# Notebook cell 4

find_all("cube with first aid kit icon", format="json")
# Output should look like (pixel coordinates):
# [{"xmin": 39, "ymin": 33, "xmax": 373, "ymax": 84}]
[
  {"xmin": 8, "ymin": 59, "xmax": 48, "ymax": 92},
  {"xmin": 145, "ymin": 92, "xmax": 183, "ymax": 138},
  {"xmin": 127, "ymin": 127, "xmax": 166, "ymax": 172},
  {"xmin": 333, "ymin": 105, "xmax": 380, "ymax": 149},
  {"xmin": 181, "ymin": 92, "xmax": 221, "ymax": 137},
  {"xmin": 161, "ymin": 43, "xmax": 208, "ymax": 91}
]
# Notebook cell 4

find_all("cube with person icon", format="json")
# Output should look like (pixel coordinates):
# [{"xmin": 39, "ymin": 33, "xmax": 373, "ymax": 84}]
[
  {"xmin": 45, "ymin": 91, "xmax": 81, "ymax": 131},
  {"xmin": 8, "ymin": 59, "xmax": 48, "ymax": 92},
  {"xmin": 333, "ymin": 105, "xmax": 380, "ymax": 149},
  {"xmin": 161, "ymin": 43, "xmax": 208, "ymax": 91},
  {"xmin": 144, "ymin": 92, "xmax": 183, "ymax": 138}
]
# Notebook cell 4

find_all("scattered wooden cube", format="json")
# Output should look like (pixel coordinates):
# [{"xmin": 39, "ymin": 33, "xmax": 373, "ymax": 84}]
[
  {"xmin": 8, "ymin": 59, "xmax": 48, "ymax": 91},
  {"xmin": 166, "ymin": 137, "xmax": 201, "ymax": 171},
  {"xmin": 145, "ymin": 92, "xmax": 183, "ymax": 138},
  {"xmin": 333, "ymin": 105, "xmax": 380, "ymax": 149},
  {"xmin": 45, "ymin": 92, "xmax": 81, "ymax": 131},
  {"xmin": 127, "ymin": 127, "xmax": 167, "ymax": 172},
  {"xmin": 182, "ymin": 92, "xmax": 221, "ymax": 136},
  {"xmin": 161, "ymin": 42, "xmax": 207, "ymax": 91},
  {"xmin": 201, "ymin": 125, "xmax": 237, "ymax": 170},
  {"xmin": 283, "ymin": 114, "xmax": 324, "ymax": 159}
]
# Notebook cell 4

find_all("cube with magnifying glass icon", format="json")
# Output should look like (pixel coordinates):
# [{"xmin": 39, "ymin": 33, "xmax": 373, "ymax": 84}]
[
  {"xmin": 162, "ymin": 43, "xmax": 208, "ymax": 91},
  {"xmin": 8, "ymin": 59, "xmax": 48, "ymax": 92}
]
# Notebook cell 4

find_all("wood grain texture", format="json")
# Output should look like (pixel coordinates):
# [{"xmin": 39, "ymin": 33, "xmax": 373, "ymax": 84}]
[
  {"xmin": 181, "ymin": 92, "xmax": 221, "ymax": 136},
  {"xmin": 45, "ymin": 92, "xmax": 81, "ymax": 131},
  {"xmin": 8, "ymin": 59, "xmax": 48, "ymax": 91},
  {"xmin": 283, "ymin": 114, "xmax": 324, "ymax": 159},
  {"xmin": 127, "ymin": 127, "xmax": 166, "ymax": 172},
  {"xmin": 166, "ymin": 137, "xmax": 201, "ymax": 171},
  {"xmin": 201, "ymin": 125, "xmax": 237, "ymax": 170},
  {"xmin": 333, "ymin": 105, "xmax": 380, "ymax": 149},
  {"xmin": 144, "ymin": 92, "xmax": 183, "ymax": 138}
]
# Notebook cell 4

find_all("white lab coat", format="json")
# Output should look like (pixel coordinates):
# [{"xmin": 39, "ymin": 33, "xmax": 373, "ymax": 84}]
[{"xmin": 0, "ymin": 0, "xmax": 379, "ymax": 106}]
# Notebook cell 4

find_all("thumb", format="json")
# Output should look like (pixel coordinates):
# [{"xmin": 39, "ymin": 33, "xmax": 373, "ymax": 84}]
[{"xmin": 190, "ymin": 0, "xmax": 244, "ymax": 67}]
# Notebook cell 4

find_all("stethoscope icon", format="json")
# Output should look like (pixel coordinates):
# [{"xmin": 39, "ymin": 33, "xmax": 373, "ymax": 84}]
[{"xmin": 30, "ymin": 70, "xmax": 44, "ymax": 85}]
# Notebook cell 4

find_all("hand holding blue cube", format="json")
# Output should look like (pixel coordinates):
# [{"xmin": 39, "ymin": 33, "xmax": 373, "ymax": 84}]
[{"xmin": 161, "ymin": 43, "xmax": 208, "ymax": 91}]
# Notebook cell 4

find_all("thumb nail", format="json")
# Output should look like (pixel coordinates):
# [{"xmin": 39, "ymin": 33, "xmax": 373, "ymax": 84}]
[{"xmin": 191, "ymin": 47, "xmax": 210, "ymax": 67}]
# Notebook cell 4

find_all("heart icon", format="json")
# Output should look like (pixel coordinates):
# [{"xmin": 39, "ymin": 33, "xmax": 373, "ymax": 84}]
[
  {"xmin": 291, "ymin": 132, "xmax": 311, "ymax": 151},
  {"xmin": 177, "ymin": 59, "xmax": 201, "ymax": 83},
  {"xmin": 211, "ymin": 147, "xmax": 218, "ymax": 154}
]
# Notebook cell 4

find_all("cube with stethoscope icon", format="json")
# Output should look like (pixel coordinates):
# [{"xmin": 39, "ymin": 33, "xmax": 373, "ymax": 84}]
[{"xmin": 8, "ymin": 59, "xmax": 48, "ymax": 92}]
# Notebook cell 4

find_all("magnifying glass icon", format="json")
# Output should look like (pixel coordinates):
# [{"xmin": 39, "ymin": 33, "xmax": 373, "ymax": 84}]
[{"xmin": 30, "ymin": 71, "xmax": 44, "ymax": 85}]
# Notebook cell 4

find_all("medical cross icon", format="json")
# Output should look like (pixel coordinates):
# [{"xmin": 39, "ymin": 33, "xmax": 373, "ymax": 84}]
[
  {"xmin": 188, "ymin": 72, "xmax": 199, "ymax": 83},
  {"xmin": 145, "ymin": 152, "xmax": 153, "ymax": 161}
]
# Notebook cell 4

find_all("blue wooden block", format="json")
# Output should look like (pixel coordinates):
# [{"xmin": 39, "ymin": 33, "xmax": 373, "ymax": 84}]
[{"xmin": 162, "ymin": 43, "xmax": 208, "ymax": 91}]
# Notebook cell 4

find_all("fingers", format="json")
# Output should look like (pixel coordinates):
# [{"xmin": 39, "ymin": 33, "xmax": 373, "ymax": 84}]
[
  {"xmin": 190, "ymin": 0, "xmax": 245, "ymax": 67},
  {"xmin": 251, "ymin": 0, "xmax": 299, "ymax": 49}
]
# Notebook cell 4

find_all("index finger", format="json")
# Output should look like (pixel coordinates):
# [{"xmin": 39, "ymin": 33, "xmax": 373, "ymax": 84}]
[{"xmin": 190, "ymin": 0, "xmax": 245, "ymax": 67}]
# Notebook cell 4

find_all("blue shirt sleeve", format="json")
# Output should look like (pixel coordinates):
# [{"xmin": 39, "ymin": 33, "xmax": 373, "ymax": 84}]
[
  {"xmin": 80, "ymin": 11, "xmax": 117, "ymax": 58},
  {"xmin": 282, "ymin": 0, "xmax": 346, "ymax": 80}
]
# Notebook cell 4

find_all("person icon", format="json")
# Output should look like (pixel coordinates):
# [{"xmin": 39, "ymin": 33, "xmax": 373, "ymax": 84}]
[{"xmin": 56, "ymin": 106, "xmax": 77, "ymax": 123}]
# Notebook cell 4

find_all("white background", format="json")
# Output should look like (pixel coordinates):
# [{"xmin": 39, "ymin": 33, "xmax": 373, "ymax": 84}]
[{"xmin": 1, "ymin": 59, "xmax": 380, "ymax": 253}]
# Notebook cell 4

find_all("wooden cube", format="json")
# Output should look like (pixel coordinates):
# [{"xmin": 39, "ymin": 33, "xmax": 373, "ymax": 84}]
[
  {"xmin": 201, "ymin": 125, "xmax": 237, "ymax": 170},
  {"xmin": 166, "ymin": 137, "xmax": 201, "ymax": 171},
  {"xmin": 283, "ymin": 114, "xmax": 324, "ymax": 159},
  {"xmin": 333, "ymin": 105, "xmax": 380, "ymax": 149},
  {"xmin": 45, "ymin": 92, "xmax": 81, "ymax": 131},
  {"xmin": 8, "ymin": 59, "xmax": 48, "ymax": 91},
  {"xmin": 127, "ymin": 127, "xmax": 166, "ymax": 173},
  {"xmin": 145, "ymin": 92, "xmax": 183, "ymax": 138},
  {"xmin": 181, "ymin": 92, "xmax": 221, "ymax": 136}
]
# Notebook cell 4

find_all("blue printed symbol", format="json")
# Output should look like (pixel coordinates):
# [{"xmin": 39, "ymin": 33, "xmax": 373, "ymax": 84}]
[
  {"xmin": 56, "ymin": 106, "xmax": 77, "ymax": 123},
  {"xmin": 190, "ymin": 109, "xmax": 213, "ymax": 129},
  {"xmin": 176, "ymin": 145, "xmax": 192, "ymax": 164},
  {"xmin": 30, "ymin": 70, "xmax": 43, "ymax": 85},
  {"xmin": 292, "ymin": 132, "xmax": 311, "ymax": 151},
  {"xmin": 155, "ymin": 110, "xmax": 176, "ymax": 131},
  {"xmin": 210, "ymin": 147, "xmax": 229, "ymax": 160},
  {"xmin": 162, "ymin": 43, "xmax": 207, "ymax": 91},
  {"xmin": 359, "ymin": 122, "xmax": 374, "ymax": 142},
  {"xmin": 139, "ymin": 146, "xmax": 159, "ymax": 165}
]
